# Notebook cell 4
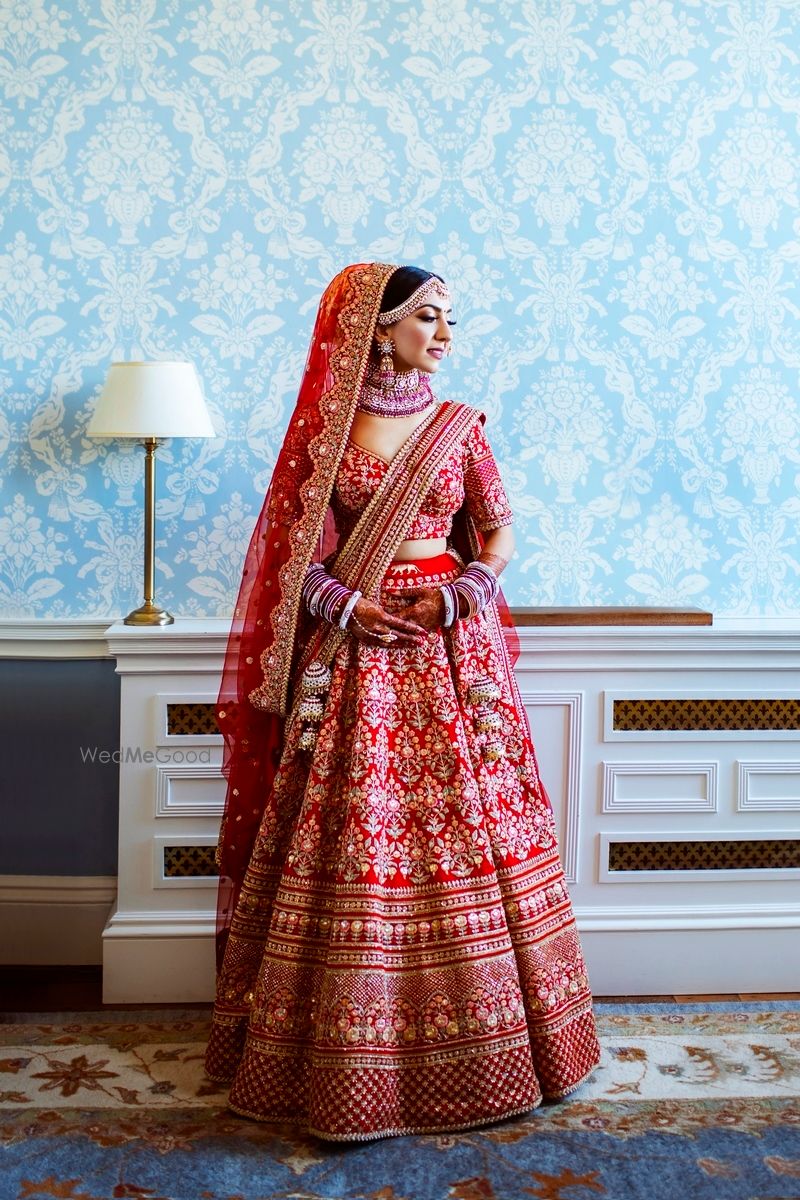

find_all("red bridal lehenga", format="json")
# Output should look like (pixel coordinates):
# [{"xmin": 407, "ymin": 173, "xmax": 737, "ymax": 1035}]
[{"xmin": 205, "ymin": 263, "xmax": 600, "ymax": 1141}]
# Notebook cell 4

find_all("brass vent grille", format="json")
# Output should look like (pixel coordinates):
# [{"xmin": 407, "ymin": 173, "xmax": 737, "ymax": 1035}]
[
  {"xmin": 613, "ymin": 698, "xmax": 800, "ymax": 732},
  {"xmin": 608, "ymin": 839, "xmax": 800, "ymax": 872},
  {"xmin": 163, "ymin": 845, "xmax": 218, "ymax": 878},
  {"xmin": 166, "ymin": 703, "xmax": 219, "ymax": 736}
]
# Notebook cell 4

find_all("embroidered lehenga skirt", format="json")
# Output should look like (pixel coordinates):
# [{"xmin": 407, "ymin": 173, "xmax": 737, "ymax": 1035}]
[{"xmin": 205, "ymin": 552, "xmax": 600, "ymax": 1140}]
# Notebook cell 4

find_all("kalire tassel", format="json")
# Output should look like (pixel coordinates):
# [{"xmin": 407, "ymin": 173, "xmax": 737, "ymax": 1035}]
[
  {"xmin": 468, "ymin": 675, "xmax": 505, "ymax": 762},
  {"xmin": 297, "ymin": 660, "xmax": 331, "ymax": 752}
]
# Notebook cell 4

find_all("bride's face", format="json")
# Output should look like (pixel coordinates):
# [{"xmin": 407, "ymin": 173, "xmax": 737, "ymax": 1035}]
[{"xmin": 379, "ymin": 303, "xmax": 455, "ymax": 374}]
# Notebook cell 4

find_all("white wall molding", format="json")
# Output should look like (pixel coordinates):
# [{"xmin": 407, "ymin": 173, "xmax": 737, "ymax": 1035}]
[
  {"xmin": 105, "ymin": 620, "xmax": 231, "ymax": 672},
  {"xmin": 102, "ymin": 907, "xmax": 215, "ymax": 1002},
  {"xmin": 0, "ymin": 618, "xmax": 231, "ymax": 661},
  {"xmin": 602, "ymin": 761, "xmax": 718, "ymax": 813},
  {"xmin": 575, "ymin": 901, "xmax": 800, "ymax": 931},
  {"xmin": 100, "ymin": 619, "xmax": 800, "ymax": 999},
  {"xmin": 515, "ymin": 620, "xmax": 800, "ymax": 668},
  {"xmin": 520, "ymin": 690, "xmax": 582, "ymax": 884},
  {"xmin": 0, "ymin": 620, "xmax": 114, "ymax": 659},
  {"xmin": 582, "ymin": 926, "xmax": 800, "ymax": 995},
  {"xmin": 0, "ymin": 875, "xmax": 117, "ymax": 964},
  {"xmin": 155, "ymin": 763, "xmax": 224, "ymax": 818},
  {"xmin": 8, "ymin": 616, "xmax": 800, "ymax": 663},
  {"xmin": 104, "ymin": 908, "xmax": 215, "ymax": 935},
  {"xmin": 737, "ymin": 761, "xmax": 800, "ymax": 811}
]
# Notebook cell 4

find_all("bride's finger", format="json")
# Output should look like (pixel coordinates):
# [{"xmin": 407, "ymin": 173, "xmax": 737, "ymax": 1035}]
[
  {"xmin": 383, "ymin": 612, "xmax": 426, "ymax": 635},
  {"xmin": 373, "ymin": 623, "xmax": 424, "ymax": 646},
  {"xmin": 349, "ymin": 613, "xmax": 416, "ymax": 646}
]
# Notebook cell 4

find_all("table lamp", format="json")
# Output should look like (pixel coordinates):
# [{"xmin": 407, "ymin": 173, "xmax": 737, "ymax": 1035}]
[{"xmin": 87, "ymin": 361, "xmax": 216, "ymax": 626}]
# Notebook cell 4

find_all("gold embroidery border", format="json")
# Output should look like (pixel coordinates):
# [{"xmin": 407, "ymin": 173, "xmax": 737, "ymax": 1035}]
[{"xmin": 250, "ymin": 263, "xmax": 395, "ymax": 715}]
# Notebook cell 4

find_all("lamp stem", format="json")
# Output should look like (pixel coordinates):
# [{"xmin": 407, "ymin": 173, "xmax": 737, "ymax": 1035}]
[
  {"xmin": 143, "ymin": 436, "xmax": 156, "ymax": 606},
  {"xmin": 124, "ymin": 437, "xmax": 174, "ymax": 626}
]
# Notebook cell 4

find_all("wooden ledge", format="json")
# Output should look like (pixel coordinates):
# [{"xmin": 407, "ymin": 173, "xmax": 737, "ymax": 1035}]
[{"xmin": 510, "ymin": 607, "xmax": 713, "ymax": 627}]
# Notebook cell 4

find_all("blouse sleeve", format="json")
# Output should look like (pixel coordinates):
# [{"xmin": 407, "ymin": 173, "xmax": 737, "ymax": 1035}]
[{"xmin": 463, "ymin": 418, "xmax": 514, "ymax": 532}]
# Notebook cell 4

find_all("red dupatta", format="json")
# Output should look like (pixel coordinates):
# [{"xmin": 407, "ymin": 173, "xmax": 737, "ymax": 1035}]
[{"xmin": 214, "ymin": 263, "xmax": 395, "ymax": 962}]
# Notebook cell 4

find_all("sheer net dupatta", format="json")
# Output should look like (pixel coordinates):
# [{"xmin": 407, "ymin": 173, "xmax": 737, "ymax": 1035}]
[{"xmin": 214, "ymin": 263, "xmax": 395, "ymax": 965}]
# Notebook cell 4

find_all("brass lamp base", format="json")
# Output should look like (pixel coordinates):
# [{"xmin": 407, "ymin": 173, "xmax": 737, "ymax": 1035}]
[
  {"xmin": 123, "ymin": 438, "xmax": 174, "ymax": 627},
  {"xmin": 124, "ymin": 601, "xmax": 174, "ymax": 626}
]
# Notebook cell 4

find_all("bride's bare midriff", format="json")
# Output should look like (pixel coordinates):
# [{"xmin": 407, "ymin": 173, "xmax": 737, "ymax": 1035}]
[{"xmin": 393, "ymin": 537, "xmax": 448, "ymax": 561}]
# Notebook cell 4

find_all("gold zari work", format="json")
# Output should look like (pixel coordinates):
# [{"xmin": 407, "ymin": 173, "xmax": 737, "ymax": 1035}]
[
  {"xmin": 613, "ymin": 697, "xmax": 800, "ymax": 732},
  {"xmin": 608, "ymin": 839, "xmax": 800, "ymax": 872},
  {"xmin": 206, "ymin": 564, "xmax": 601, "ymax": 1138}
]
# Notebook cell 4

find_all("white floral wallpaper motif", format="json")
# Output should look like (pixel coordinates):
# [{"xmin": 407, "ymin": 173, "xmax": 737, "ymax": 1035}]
[{"xmin": 2, "ymin": 0, "xmax": 800, "ymax": 618}]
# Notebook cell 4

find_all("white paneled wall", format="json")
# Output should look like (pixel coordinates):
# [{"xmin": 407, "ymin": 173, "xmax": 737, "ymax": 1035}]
[{"xmin": 103, "ymin": 619, "xmax": 800, "ymax": 1001}]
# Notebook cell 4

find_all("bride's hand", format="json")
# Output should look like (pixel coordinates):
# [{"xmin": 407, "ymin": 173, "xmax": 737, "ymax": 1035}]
[
  {"xmin": 396, "ymin": 588, "xmax": 445, "ymax": 632},
  {"xmin": 349, "ymin": 598, "xmax": 426, "ymax": 647}
]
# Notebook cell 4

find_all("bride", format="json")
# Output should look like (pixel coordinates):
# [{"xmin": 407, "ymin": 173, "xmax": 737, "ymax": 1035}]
[{"xmin": 205, "ymin": 261, "xmax": 600, "ymax": 1141}]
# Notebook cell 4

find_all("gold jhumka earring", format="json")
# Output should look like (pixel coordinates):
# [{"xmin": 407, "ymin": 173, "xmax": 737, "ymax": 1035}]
[{"xmin": 378, "ymin": 338, "xmax": 395, "ymax": 392}]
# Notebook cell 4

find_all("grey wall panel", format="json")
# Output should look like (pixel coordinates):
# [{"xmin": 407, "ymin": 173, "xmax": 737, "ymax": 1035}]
[{"xmin": 0, "ymin": 659, "xmax": 120, "ymax": 875}]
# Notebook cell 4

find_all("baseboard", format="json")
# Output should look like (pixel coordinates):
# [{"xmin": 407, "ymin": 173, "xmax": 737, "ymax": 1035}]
[
  {"xmin": 573, "ymin": 901, "xmax": 800, "ymax": 930},
  {"xmin": 102, "ymin": 907, "xmax": 216, "ymax": 1002},
  {"xmin": 0, "ymin": 875, "xmax": 117, "ymax": 965},
  {"xmin": 582, "ymin": 926, "xmax": 800, "ymax": 994},
  {"xmin": 97, "ymin": 901, "xmax": 800, "ymax": 1002}
]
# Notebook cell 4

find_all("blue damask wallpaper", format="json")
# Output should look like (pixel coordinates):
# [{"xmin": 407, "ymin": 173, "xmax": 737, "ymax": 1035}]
[{"xmin": 2, "ymin": 0, "xmax": 800, "ymax": 618}]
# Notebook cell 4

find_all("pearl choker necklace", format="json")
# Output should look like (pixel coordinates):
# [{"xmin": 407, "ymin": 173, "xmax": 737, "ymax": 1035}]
[{"xmin": 357, "ymin": 363, "xmax": 434, "ymax": 417}]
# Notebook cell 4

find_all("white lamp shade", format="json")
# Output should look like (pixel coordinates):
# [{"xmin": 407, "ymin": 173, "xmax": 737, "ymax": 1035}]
[{"xmin": 87, "ymin": 361, "xmax": 216, "ymax": 439}]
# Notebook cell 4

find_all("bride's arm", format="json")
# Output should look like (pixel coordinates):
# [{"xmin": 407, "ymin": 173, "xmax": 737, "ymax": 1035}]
[{"xmin": 479, "ymin": 525, "xmax": 515, "ymax": 576}]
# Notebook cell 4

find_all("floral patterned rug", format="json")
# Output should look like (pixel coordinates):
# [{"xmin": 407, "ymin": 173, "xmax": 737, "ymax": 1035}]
[{"xmin": 1, "ymin": 1003, "xmax": 799, "ymax": 1200}]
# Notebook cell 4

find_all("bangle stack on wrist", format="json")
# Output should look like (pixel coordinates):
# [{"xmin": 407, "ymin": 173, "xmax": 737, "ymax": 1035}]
[
  {"xmin": 302, "ymin": 563, "xmax": 361, "ymax": 629},
  {"xmin": 439, "ymin": 560, "xmax": 499, "ymax": 626},
  {"xmin": 440, "ymin": 584, "xmax": 457, "ymax": 628},
  {"xmin": 338, "ymin": 589, "xmax": 362, "ymax": 630}
]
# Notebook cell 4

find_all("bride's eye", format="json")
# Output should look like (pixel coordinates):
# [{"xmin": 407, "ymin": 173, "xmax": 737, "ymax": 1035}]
[{"xmin": 418, "ymin": 312, "xmax": 457, "ymax": 326}]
